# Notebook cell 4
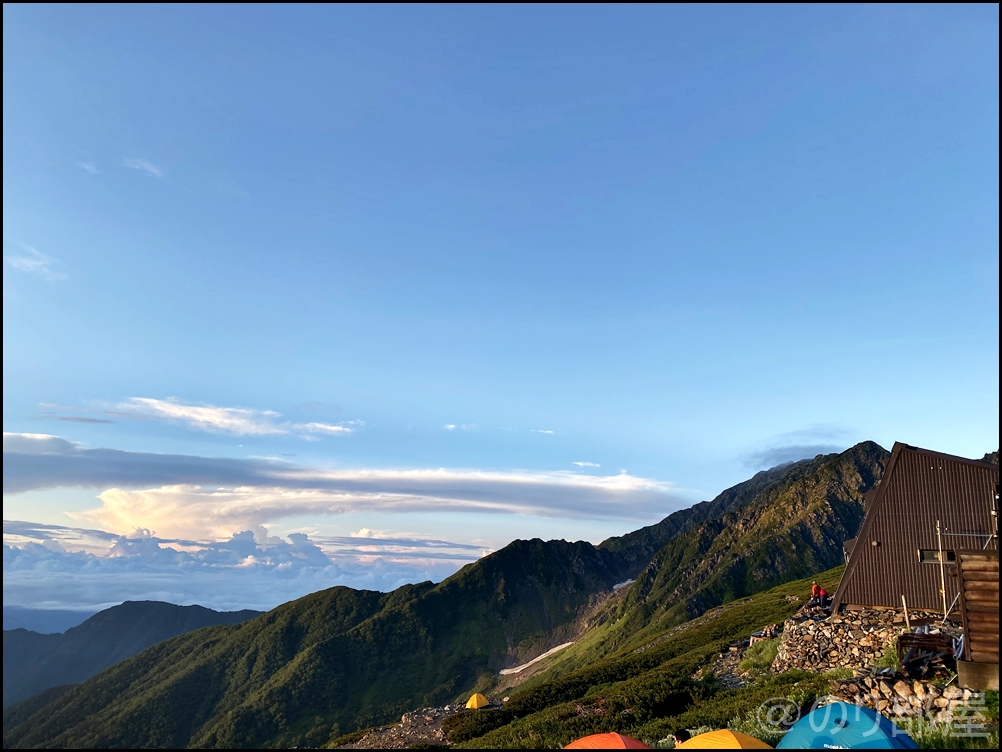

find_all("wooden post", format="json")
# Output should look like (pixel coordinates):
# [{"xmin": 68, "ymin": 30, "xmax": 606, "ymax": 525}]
[
  {"xmin": 901, "ymin": 594, "xmax": 911, "ymax": 631},
  {"xmin": 937, "ymin": 520, "xmax": 948, "ymax": 619}
]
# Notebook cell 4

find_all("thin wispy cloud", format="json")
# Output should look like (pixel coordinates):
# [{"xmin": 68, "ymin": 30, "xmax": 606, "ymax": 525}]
[
  {"xmin": 4, "ymin": 243, "xmax": 67, "ymax": 281},
  {"xmin": 533, "ymin": 429, "xmax": 555, "ymax": 435},
  {"xmin": 76, "ymin": 161, "xmax": 99, "ymax": 174},
  {"xmin": 573, "ymin": 461, "xmax": 600, "ymax": 468},
  {"xmin": 742, "ymin": 426, "xmax": 854, "ymax": 469},
  {"xmin": 122, "ymin": 158, "xmax": 163, "ymax": 178},
  {"xmin": 3, "ymin": 433, "xmax": 686, "ymax": 539},
  {"xmin": 116, "ymin": 397, "xmax": 357, "ymax": 438},
  {"xmin": 444, "ymin": 423, "xmax": 477, "ymax": 432}
]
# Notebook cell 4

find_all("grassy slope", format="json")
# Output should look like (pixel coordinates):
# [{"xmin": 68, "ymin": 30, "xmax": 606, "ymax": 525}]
[
  {"xmin": 485, "ymin": 441, "xmax": 887, "ymax": 690},
  {"xmin": 456, "ymin": 569, "xmax": 846, "ymax": 749},
  {"xmin": 612, "ymin": 441, "xmax": 886, "ymax": 645},
  {"xmin": 3, "ymin": 601, "xmax": 262, "ymax": 708},
  {"xmin": 2, "ymin": 541, "xmax": 628, "ymax": 749},
  {"xmin": 3, "ymin": 443, "xmax": 890, "ymax": 749}
]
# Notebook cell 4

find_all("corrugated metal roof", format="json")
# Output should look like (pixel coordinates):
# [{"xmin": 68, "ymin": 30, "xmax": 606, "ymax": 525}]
[{"xmin": 832, "ymin": 443, "xmax": 999, "ymax": 612}]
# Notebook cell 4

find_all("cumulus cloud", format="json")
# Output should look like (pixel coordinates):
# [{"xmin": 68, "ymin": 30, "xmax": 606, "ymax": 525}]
[
  {"xmin": 4, "ymin": 523, "xmax": 472, "ymax": 611},
  {"xmin": 116, "ymin": 397, "xmax": 357, "ymax": 438},
  {"xmin": 122, "ymin": 158, "xmax": 163, "ymax": 178},
  {"xmin": 4, "ymin": 244, "xmax": 66, "ymax": 281}
]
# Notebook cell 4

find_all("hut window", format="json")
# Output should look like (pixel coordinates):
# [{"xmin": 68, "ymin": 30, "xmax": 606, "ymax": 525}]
[{"xmin": 918, "ymin": 549, "xmax": 956, "ymax": 564}]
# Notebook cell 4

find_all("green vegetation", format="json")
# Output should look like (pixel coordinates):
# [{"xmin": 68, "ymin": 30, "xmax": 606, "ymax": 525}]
[
  {"xmin": 3, "ymin": 442, "xmax": 894, "ymax": 749},
  {"xmin": 3, "ymin": 601, "xmax": 261, "ymax": 709},
  {"xmin": 874, "ymin": 642, "xmax": 900, "ymax": 669},
  {"xmin": 455, "ymin": 572, "xmax": 843, "ymax": 749},
  {"xmin": 442, "ymin": 709, "xmax": 515, "ymax": 743},
  {"xmin": 737, "ymin": 638, "xmax": 780, "ymax": 675}
]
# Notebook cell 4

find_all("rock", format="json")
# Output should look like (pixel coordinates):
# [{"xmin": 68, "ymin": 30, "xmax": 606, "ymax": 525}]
[{"xmin": 893, "ymin": 680, "xmax": 912, "ymax": 698}]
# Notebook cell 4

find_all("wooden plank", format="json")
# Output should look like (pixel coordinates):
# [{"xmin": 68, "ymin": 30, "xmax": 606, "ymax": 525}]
[
  {"xmin": 964, "ymin": 580, "xmax": 1000, "ymax": 591},
  {"xmin": 965, "ymin": 592, "xmax": 1000, "ymax": 604},
  {"xmin": 971, "ymin": 651, "xmax": 1001, "ymax": 663},
  {"xmin": 971, "ymin": 640, "xmax": 1001, "ymax": 651},
  {"xmin": 961, "ymin": 571, "xmax": 1000, "ymax": 582},
  {"xmin": 959, "ymin": 559, "xmax": 999, "ymax": 569},
  {"xmin": 967, "ymin": 616, "xmax": 1000, "ymax": 627}
]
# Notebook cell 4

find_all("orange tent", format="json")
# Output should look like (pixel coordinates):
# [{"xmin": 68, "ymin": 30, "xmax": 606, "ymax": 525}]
[
  {"xmin": 675, "ymin": 730, "xmax": 772, "ymax": 749},
  {"xmin": 564, "ymin": 733, "xmax": 652, "ymax": 749},
  {"xmin": 465, "ymin": 693, "xmax": 490, "ymax": 709}
]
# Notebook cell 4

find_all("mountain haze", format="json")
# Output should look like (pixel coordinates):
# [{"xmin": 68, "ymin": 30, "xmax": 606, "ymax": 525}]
[{"xmin": 3, "ymin": 601, "xmax": 261, "ymax": 708}]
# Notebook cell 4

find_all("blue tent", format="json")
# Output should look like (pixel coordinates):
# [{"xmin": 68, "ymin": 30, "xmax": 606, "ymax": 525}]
[{"xmin": 776, "ymin": 703, "xmax": 918, "ymax": 749}]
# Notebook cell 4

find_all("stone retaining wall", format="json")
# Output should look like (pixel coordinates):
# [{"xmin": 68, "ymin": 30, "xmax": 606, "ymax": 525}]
[
  {"xmin": 828, "ymin": 676, "xmax": 983, "ymax": 724},
  {"xmin": 772, "ymin": 608, "xmax": 943, "ymax": 673}
]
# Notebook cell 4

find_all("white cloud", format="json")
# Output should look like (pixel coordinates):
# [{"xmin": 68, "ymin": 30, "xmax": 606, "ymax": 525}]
[
  {"xmin": 533, "ymin": 429, "xmax": 555, "ymax": 435},
  {"xmin": 572, "ymin": 461, "xmax": 600, "ymax": 468},
  {"xmin": 298, "ymin": 421, "xmax": 356, "ymax": 436},
  {"xmin": 444, "ymin": 424, "xmax": 457, "ymax": 431},
  {"xmin": 122, "ymin": 397, "xmax": 285, "ymax": 435},
  {"xmin": 4, "ymin": 433, "xmax": 687, "ymax": 533},
  {"xmin": 76, "ymin": 161, "xmax": 99, "ymax": 174},
  {"xmin": 117, "ymin": 397, "xmax": 357, "ymax": 438},
  {"xmin": 4, "ymin": 244, "xmax": 67, "ymax": 281},
  {"xmin": 122, "ymin": 158, "xmax": 163, "ymax": 178},
  {"xmin": 3, "ymin": 524, "xmax": 471, "ymax": 611}
]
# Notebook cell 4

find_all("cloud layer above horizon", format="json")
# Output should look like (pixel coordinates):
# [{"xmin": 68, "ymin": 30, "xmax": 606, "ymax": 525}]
[
  {"xmin": 4, "ymin": 432, "xmax": 681, "ymax": 535},
  {"xmin": 3, "ymin": 431, "xmax": 687, "ymax": 609},
  {"xmin": 4, "ymin": 521, "xmax": 476, "ymax": 611}
]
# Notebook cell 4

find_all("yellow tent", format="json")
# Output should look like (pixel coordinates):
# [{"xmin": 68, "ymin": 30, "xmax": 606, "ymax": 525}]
[
  {"xmin": 675, "ymin": 730, "xmax": 771, "ymax": 749},
  {"xmin": 466, "ymin": 693, "xmax": 490, "ymax": 709}
]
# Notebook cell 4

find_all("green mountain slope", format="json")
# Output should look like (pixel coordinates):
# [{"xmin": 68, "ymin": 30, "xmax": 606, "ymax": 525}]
[
  {"xmin": 456, "ymin": 568, "xmax": 848, "ymax": 749},
  {"xmin": 603, "ymin": 441, "xmax": 887, "ymax": 650},
  {"xmin": 2, "ymin": 443, "xmax": 889, "ymax": 749},
  {"xmin": 2, "ymin": 540, "xmax": 632, "ymax": 749},
  {"xmin": 598, "ymin": 459, "xmax": 814, "ymax": 573},
  {"xmin": 3, "ymin": 601, "xmax": 262, "ymax": 708}
]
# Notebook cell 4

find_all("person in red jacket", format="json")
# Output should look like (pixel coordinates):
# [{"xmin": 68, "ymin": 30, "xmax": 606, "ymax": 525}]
[
  {"xmin": 818, "ymin": 587, "xmax": 830, "ymax": 610},
  {"xmin": 810, "ymin": 581, "xmax": 821, "ymax": 606}
]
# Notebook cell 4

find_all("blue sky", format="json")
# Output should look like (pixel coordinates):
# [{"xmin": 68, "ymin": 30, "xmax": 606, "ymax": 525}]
[{"xmin": 3, "ymin": 4, "xmax": 998, "ymax": 611}]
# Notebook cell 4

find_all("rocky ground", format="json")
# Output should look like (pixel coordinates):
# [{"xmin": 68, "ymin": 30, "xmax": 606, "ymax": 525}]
[
  {"xmin": 699, "ymin": 648, "xmax": 748, "ymax": 689},
  {"xmin": 339, "ymin": 705, "xmax": 463, "ymax": 749},
  {"xmin": 772, "ymin": 606, "xmax": 949, "ymax": 673}
]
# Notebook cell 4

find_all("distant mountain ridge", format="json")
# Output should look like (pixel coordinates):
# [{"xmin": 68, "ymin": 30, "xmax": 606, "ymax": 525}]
[
  {"xmin": 3, "ymin": 601, "xmax": 261, "ymax": 708},
  {"xmin": 611, "ymin": 441, "xmax": 888, "ymax": 645},
  {"xmin": 3, "ymin": 607, "xmax": 96, "ymax": 634},
  {"xmin": 3, "ymin": 441, "xmax": 899, "ymax": 749}
]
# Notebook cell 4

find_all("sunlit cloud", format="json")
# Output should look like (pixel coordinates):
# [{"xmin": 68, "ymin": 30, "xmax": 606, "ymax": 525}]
[
  {"xmin": 115, "ymin": 397, "xmax": 357, "ymax": 438},
  {"xmin": 572, "ymin": 461, "xmax": 600, "ymax": 468},
  {"xmin": 4, "ymin": 243, "xmax": 67, "ymax": 281},
  {"xmin": 122, "ymin": 158, "xmax": 163, "ymax": 177},
  {"xmin": 3, "ymin": 521, "xmax": 473, "ymax": 610},
  {"xmin": 4, "ymin": 433, "xmax": 686, "ymax": 533},
  {"xmin": 533, "ymin": 429, "xmax": 555, "ymax": 435}
]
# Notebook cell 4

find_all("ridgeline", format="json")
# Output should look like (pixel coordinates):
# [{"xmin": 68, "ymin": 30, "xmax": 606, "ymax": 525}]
[{"xmin": 4, "ymin": 442, "xmax": 892, "ymax": 749}]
